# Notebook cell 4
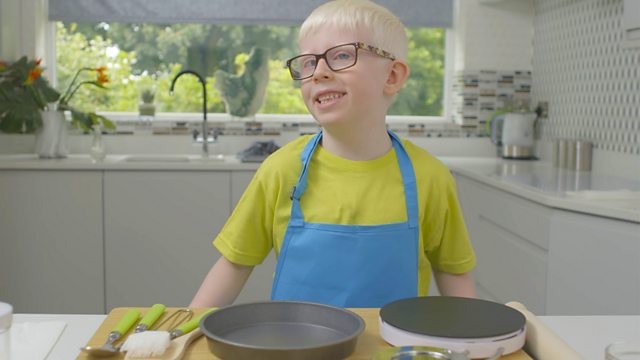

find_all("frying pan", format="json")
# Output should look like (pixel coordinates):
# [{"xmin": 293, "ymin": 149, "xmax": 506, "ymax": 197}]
[{"xmin": 199, "ymin": 301, "xmax": 365, "ymax": 360}]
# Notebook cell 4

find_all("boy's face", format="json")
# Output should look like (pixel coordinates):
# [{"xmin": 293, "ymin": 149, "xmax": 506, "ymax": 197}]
[{"xmin": 298, "ymin": 26, "xmax": 394, "ymax": 129}]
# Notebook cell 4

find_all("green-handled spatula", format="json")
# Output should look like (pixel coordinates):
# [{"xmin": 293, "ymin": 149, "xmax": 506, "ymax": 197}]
[{"xmin": 81, "ymin": 308, "xmax": 141, "ymax": 357}]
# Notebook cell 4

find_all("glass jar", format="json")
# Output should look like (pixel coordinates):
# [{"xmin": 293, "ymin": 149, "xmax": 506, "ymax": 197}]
[{"xmin": 90, "ymin": 128, "xmax": 106, "ymax": 163}]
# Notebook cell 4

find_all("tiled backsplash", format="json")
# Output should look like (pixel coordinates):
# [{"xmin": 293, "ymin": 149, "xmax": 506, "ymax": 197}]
[
  {"xmin": 532, "ymin": 0, "xmax": 640, "ymax": 156},
  {"xmin": 95, "ymin": 118, "xmax": 484, "ymax": 139},
  {"xmin": 452, "ymin": 70, "xmax": 532, "ymax": 131}
]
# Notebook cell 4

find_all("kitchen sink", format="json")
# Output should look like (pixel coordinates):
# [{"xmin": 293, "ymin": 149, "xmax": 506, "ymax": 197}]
[{"xmin": 119, "ymin": 154, "xmax": 226, "ymax": 163}]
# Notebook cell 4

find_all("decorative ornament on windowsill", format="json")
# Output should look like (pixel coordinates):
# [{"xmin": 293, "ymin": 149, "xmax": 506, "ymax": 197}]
[{"xmin": 214, "ymin": 47, "xmax": 270, "ymax": 120}]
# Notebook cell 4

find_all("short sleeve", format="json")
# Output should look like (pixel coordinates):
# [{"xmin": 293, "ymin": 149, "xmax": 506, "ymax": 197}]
[
  {"xmin": 213, "ymin": 166, "xmax": 275, "ymax": 266},
  {"xmin": 423, "ymin": 171, "xmax": 476, "ymax": 274}
]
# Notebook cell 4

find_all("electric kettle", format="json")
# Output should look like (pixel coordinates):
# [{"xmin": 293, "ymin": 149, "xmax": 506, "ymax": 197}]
[{"xmin": 490, "ymin": 111, "xmax": 537, "ymax": 159}]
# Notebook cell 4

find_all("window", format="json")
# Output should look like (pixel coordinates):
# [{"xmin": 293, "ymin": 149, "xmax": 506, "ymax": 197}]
[
  {"xmin": 49, "ymin": 0, "xmax": 453, "ymax": 120},
  {"xmin": 56, "ymin": 22, "xmax": 446, "ymax": 117}
]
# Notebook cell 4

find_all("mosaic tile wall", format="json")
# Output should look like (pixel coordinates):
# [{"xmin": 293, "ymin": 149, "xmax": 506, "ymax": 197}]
[
  {"xmin": 452, "ymin": 70, "xmax": 532, "ymax": 131},
  {"xmin": 532, "ymin": 0, "xmax": 640, "ymax": 155}
]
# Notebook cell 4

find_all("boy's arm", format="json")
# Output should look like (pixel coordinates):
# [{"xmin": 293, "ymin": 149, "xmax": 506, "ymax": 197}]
[
  {"xmin": 190, "ymin": 256, "xmax": 254, "ymax": 307},
  {"xmin": 433, "ymin": 270, "xmax": 477, "ymax": 298}
]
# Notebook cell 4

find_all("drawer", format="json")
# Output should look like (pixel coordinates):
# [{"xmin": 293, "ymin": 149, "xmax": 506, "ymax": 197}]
[{"xmin": 456, "ymin": 175, "xmax": 552, "ymax": 251}]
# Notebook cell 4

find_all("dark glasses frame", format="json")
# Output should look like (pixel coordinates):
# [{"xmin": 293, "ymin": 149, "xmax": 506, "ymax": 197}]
[{"xmin": 285, "ymin": 42, "xmax": 396, "ymax": 80}]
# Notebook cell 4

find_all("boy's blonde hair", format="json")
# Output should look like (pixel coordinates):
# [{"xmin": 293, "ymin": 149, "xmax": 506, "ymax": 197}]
[{"xmin": 299, "ymin": 0, "xmax": 408, "ymax": 61}]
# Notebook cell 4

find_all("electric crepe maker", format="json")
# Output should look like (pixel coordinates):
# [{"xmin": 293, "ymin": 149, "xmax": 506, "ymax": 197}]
[
  {"xmin": 199, "ymin": 301, "xmax": 365, "ymax": 360},
  {"xmin": 379, "ymin": 296, "xmax": 526, "ymax": 359}
]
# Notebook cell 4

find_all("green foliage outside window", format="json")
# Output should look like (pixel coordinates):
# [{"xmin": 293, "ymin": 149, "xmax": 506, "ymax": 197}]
[{"xmin": 56, "ymin": 22, "xmax": 443, "ymax": 116}]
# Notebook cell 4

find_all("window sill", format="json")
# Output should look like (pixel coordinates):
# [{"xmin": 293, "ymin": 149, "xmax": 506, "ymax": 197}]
[
  {"xmin": 81, "ymin": 111, "xmax": 479, "ymax": 138},
  {"xmin": 98, "ymin": 111, "xmax": 450, "ymax": 126}
]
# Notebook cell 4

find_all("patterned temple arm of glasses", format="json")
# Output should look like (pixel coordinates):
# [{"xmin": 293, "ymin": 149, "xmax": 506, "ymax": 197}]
[{"xmin": 355, "ymin": 42, "xmax": 396, "ymax": 61}]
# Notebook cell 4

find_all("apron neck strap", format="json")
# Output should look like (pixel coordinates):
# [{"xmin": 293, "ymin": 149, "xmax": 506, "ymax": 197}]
[{"xmin": 290, "ymin": 130, "xmax": 419, "ymax": 227}]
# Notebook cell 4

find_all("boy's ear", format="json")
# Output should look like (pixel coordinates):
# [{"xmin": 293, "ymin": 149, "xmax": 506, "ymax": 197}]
[{"xmin": 383, "ymin": 60, "xmax": 410, "ymax": 96}]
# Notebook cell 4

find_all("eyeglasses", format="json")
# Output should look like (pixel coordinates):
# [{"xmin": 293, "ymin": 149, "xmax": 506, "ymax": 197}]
[{"xmin": 285, "ymin": 42, "xmax": 396, "ymax": 80}]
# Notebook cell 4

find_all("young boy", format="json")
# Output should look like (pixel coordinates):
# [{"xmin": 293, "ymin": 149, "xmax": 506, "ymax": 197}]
[{"xmin": 191, "ymin": 0, "xmax": 477, "ymax": 308}]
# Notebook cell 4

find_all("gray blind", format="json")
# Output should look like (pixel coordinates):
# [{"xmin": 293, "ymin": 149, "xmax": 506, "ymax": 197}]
[{"xmin": 48, "ymin": 0, "xmax": 453, "ymax": 28}]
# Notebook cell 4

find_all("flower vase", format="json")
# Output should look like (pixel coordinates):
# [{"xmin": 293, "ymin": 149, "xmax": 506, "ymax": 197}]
[{"xmin": 35, "ymin": 108, "xmax": 68, "ymax": 158}]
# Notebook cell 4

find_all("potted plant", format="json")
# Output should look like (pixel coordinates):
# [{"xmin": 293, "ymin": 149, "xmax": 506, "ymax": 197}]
[
  {"xmin": 0, "ymin": 57, "xmax": 60, "ymax": 133},
  {"xmin": 58, "ymin": 65, "xmax": 115, "ymax": 133},
  {"xmin": 0, "ymin": 56, "xmax": 116, "ymax": 158},
  {"xmin": 138, "ymin": 87, "xmax": 156, "ymax": 121}
]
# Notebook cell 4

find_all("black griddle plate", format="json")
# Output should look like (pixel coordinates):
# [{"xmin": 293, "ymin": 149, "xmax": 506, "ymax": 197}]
[{"xmin": 380, "ymin": 296, "xmax": 526, "ymax": 339}]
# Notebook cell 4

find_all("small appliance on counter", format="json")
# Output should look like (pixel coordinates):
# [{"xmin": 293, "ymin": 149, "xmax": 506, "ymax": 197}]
[
  {"xmin": 490, "ymin": 111, "xmax": 537, "ymax": 160},
  {"xmin": 378, "ymin": 297, "xmax": 526, "ymax": 359}
]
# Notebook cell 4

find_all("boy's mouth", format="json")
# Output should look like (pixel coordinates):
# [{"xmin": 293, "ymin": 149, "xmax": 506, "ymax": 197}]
[{"xmin": 315, "ymin": 91, "xmax": 346, "ymax": 105}]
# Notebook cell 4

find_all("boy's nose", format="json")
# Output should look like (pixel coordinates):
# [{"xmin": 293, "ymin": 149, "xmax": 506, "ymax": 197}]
[{"xmin": 312, "ymin": 58, "xmax": 333, "ymax": 81}]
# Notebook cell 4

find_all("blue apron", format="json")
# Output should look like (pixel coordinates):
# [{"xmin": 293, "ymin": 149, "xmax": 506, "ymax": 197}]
[{"xmin": 271, "ymin": 130, "xmax": 419, "ymax": 307}]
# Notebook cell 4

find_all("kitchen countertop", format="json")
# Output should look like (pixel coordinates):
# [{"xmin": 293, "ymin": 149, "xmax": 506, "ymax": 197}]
[
  {"xmin": 13, "ymin": 312, "xmax": 640, "ymax": 360},
  {"xmin": 443, "ymin": 157, "xmax": 640, "ymax": 223},
  {"xmin": 0, "ymin": 154, "xmax": 261, "ymax": 171},
  {"xmin": 0, "ymin": 154, "xmax": 638, "ymax": 222}
]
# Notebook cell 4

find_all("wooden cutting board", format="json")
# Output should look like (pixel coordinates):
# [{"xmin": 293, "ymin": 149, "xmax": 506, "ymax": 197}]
[{"xmin": 77, "ymin": 307, "xmax": 532, "ymax": 360}]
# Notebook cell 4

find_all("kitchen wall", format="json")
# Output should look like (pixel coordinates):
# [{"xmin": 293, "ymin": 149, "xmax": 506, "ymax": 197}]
[
  {"xmin": 532, "ymin": 0, "xmax": 640, "ymax": 176},
  {"xmin": 452, "ymin": 0, "xmax": 639, "ymax": 177},
  {"xmin": 0, "ymin": 0, "xmax": 48, "ymax": 63},
  {"xmin": 454, "ymin": 0, "xmax": 534, "ymax": 72}
]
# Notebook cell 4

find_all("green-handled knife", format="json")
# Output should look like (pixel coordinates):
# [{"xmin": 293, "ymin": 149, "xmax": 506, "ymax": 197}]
[
  {"xmin": 81, "ymin": 308, "xmax": 141, "ymax": 357},
  {"xmin": 134, "ymin": 303, "xmax": 166, "ymax": 333}
]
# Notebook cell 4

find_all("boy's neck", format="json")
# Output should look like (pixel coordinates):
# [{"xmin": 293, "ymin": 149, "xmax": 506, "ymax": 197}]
[{"xmin": 321, "ymin": 125, "xmax": 392, "ymax": 161}]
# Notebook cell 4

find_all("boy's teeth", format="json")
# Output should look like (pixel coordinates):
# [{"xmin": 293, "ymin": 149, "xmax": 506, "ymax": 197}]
[{"xmin": 318, "ymin": 93, "xmax": 343, "ymax": 103}]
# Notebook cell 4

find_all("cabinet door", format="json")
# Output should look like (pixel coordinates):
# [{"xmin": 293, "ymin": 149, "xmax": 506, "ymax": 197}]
[
  {"xmin": 0, "ymin": 170, "xmax": 104, "ymax": 314},
  {"xmin": 455, "ymin": 174, "xmax": 550, "ymax": 314},
  {"xmin": 547, "ymin": 212, "xmax": 640, "ymax": 315},
  {"xmin": 230, "ymin": 170, "xmax": 276, "ymax": 303},
  {"xmin": 104, "ymin": 171, "xmax": 230, "ymax": 309}
]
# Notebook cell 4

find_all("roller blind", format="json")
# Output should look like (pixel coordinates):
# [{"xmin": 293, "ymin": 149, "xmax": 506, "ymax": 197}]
[{"xmin": 48, "ymin": 0, "xmax": 453, "ymax": 28}]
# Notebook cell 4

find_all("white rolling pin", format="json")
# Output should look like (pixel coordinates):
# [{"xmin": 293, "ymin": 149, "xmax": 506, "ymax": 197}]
[{"xmin": 506, "ymin": 302, "xmax": 583, "ymax": 360}]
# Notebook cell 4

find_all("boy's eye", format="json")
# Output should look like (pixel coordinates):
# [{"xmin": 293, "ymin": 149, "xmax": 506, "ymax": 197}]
[
  {"xmin": 301, "ymin": 57, "xmax": 317, "ymax": 69},
  {"xmin": 332, "ymin": 51, "xmax": 353, "ymax": 61}
]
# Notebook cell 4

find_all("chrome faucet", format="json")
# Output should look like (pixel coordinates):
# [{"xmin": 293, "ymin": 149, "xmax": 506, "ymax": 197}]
[{"xmin": 170, "ymin": 70, "xmax": 210, "ymax": 157}]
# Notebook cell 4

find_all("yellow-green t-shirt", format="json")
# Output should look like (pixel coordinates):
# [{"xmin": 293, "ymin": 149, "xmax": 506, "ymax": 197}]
[{"xmin": 214, "ymin": 135, "xmax": 476, "ymax": 295}]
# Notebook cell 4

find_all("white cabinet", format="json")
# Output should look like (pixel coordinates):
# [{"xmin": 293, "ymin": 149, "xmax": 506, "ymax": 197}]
[
  {"xmin": 455, "ymin": 172, "xmax": 640, "ymax": 315},
  {"xmin": 455, "ymin": 175, "xmax": 550, "ymax": 314},
  {"xmin": 0, "ymin": 167, "xmax": 278, "ymax": 313},
  {"xmin": 0, "ymin": 171, "xmax": 104, "ymax": 314},
  {"xmin": 547, "ymin": 211, "xmax": 640, "ymax": 315},
  {"xmin": 103, "ymin": 171, "xmax": 231, "ymax": 310}
]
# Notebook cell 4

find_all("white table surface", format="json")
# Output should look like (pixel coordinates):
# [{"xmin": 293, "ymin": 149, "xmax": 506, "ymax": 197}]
[{"xmin": 13, "ymin": 313, "xmax": 640, "ymax": 360}]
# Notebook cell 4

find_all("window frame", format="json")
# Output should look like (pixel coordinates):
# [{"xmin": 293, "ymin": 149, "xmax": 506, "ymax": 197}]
[{"xmin": 43, "ymin": 20, "xmax": 454, "ymax": 125}]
